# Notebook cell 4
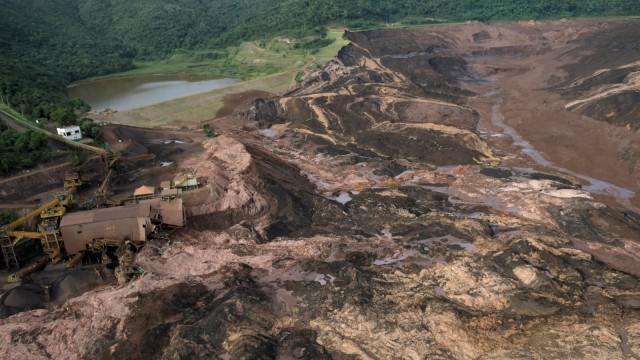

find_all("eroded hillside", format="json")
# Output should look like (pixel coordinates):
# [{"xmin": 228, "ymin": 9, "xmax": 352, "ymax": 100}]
[{"xmin": 1, "ymin": 19, "xmax": 640, "ymax": 359}]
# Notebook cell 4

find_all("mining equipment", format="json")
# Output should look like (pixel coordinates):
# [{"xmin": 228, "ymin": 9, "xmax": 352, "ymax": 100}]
[
  {"xmin": 1, "ymin": 151, "xmax": 156, "ymax": 280},
  {"xmin": 173, "ymin": 174, "xmax": 197, "ymax": 189},
  {"xmin": 0, "ymin": 170, "xmax": 83, "ymax": 275},
  {"xmin": 159, "ymin": 174, "xmax": 199, "ymax": 191},
  {"xmin": 0, "ymin": 109, "xmax": 165, "ymax": 283},
  {"xmin": 0, "ymin": 189, "xmax": 75, "ymax": 276},
  {"xmin": 94, "ymin": 153, "xmax": 156, "ymax": 206},
  {"xmin": 1, "ymin": 176, "xmax": 187, "ymax": 282}
]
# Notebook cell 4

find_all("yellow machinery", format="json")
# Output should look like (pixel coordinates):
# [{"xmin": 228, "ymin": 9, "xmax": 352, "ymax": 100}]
[
  {"xmin": 174, "ymin": 175, "xmax": 190, "ymax": 187},
  {"xmin": 173, "ymin": 174, "xmax": 198, "ymax": 188},
  {"xmin": 6, "ymin": 257, "xmax": 48, "ymax": 283},
  {"xmin": 63, "ymin": 172, "xmax": 82, "ymax": 192},
  {"xmin": 1, "ymin": 197, "xmax": 59, "ymax": 233},
  {"xmin": 2, "ymin": 152, "xmax": 155, "ymax": 273},
  {"xmin": 0, "ymin": 111, "xmax": 156, "ymax": 277},
  {"xmin": 1, "ymin": 175, "xmax": 78, "ymax": 272}
]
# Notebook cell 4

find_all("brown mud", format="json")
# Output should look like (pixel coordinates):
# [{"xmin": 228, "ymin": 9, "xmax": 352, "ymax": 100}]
[{"xmin": 214, "ymin": 90, "xmax": 273, "ymax": 119}]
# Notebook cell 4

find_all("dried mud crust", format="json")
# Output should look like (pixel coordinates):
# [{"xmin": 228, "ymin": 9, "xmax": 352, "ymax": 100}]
[
  {"xmin": 5, "ymin": 131, "xmax": 639, "ymax": 358},
  {"xmin": 2, "ymin": 19, "xmax": 640, "ymax": 360}
]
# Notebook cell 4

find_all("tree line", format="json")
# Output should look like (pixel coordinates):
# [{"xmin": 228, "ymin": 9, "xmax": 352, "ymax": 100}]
[{"xmin": 0, "ymin": 120, "xmax": 53, "ymax": 175}]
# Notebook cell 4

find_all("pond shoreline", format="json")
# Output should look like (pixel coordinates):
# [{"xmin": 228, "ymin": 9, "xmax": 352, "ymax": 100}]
[{"xmin": 66, "ymin": 74, "xmax": 241, "ymax": 112}]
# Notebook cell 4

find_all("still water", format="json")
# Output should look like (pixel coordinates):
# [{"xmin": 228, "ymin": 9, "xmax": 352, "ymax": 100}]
[{"xmin": 66, "ymin": 74, "xmax": 241, "ymax": 112}]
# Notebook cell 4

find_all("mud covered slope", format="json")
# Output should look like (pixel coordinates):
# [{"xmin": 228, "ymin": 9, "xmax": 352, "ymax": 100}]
[
  {"xmin": 2, "ymin": 20, "xmax": 640, "ymax": 360},
  {"xmin": 559, "ymin": 23, "xmax": 640, "ymax": 130},
  {"xmin": 270, "ymin": 32, "xmax": 496, "ymax": 168}
]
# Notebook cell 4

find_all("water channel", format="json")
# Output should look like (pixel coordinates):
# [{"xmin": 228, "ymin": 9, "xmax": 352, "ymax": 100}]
[{"xmin": 66, "ymin": 74, "xmax": 241, "ymax": 112}]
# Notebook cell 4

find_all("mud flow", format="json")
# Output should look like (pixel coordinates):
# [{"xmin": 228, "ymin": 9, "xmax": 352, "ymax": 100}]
[{"xmin": 2, "ymin": 19, "xmax": 640, "ymax": 359}]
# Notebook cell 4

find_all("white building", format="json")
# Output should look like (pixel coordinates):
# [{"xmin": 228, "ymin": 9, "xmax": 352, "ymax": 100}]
[{"xmin": 57, "ymin": 126, "xmax": 82, "ymax": 141}]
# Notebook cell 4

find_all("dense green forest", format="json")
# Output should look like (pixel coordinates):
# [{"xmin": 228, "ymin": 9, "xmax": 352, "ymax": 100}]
[
  {"xmin": 0, "ymin": 120, "xmax": 52, "ymax": 175},
  {"xmin": 1, "ymin": 0, "xmax": 639, "ymax": 123}
]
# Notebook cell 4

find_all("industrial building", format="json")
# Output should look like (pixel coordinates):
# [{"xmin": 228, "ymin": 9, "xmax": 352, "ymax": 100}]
[
  {"xmin": 137, "ymin": 195, "xmax": 185, "ymax": 227},
  {"xmin": 59, "ymin": 203, "xmax": 153, "ymax": 256},
  {"xmin": 128, "ymin": 185, "xmax": 185, "ymax": 227},
  {"xmin": 56, "ymin": 126, "xmax": 82, "ymax": 141},
  {"xmin": 160, "ymin": 174, "xmax": 199, "ymax": 191},
  {"xmin": 1, "ymin": 173, "xmax": 188, "ymax": 277}
]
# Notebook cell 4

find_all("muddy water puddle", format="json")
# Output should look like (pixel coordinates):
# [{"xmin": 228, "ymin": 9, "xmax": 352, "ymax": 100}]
[
  {"xmin": 373, "ymin": 234, "xmax": 475, "ymax": 268},
  {"xmin": 323, "ymin": 191, "xmax": 353, "ymax": 204},
  {"xmin": 258, "ymin": 265, "xmax": 335, "ymax": 286},
  {"xmin": 473, "ymin": 82, "xmax": 636, "ymax": 209},
  {"xmin": 258, "ymin": 128, "xmax": 281, "ymax": 138}
]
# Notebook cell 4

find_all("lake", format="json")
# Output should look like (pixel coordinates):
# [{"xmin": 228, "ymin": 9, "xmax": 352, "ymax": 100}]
[{"xmin": 66, "ymin": 75, "xmax": 242, "ymax": 112}]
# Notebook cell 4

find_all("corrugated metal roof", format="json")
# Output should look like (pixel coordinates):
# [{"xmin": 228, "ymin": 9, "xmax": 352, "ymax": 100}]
[
  {"xmin": 176, "ymin": 178, "xmax": 198, "ymax": 188},
  {"xmin": 160, "ymin": 188, "xmax": 180, "ymax": 196},
  {"xmin": 56, "ymin": 126, "xmax": 80, "ymax": 131},
  {"xmin": 134, "ymin": 185, "xmax": 155, "ymax": 196},
  {"xmin": 60, "ymin": 204, "xmax": 151, "ymax": 227}
]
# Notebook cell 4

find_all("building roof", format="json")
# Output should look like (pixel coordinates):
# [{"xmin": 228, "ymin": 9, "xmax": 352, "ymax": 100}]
[
  {"xmin": 133, "ymin": 185, "xmax": 155, "ymax": 197},
  {"xmin": 160, "ymin": 181, "xmax": 172, "ymax": 189},
  {"xmin": 174, "ymin": 178, "xmax": 198, "ymax": 188},
  {"xmin": 60, "ymin": 204, "xmax": 150, "ymax": 227},
  {"xmin": 160, "ymin": 188, "xmax": 180, "ymax": 196},
  {"xmin": 56, "ymin": 126, "xmax": 81, "ymax": 131}
]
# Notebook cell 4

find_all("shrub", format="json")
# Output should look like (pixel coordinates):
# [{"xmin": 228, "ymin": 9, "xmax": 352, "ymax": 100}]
[{"xmin": 202, "ymin": 123, "xmax": 218, "ymax": 138}]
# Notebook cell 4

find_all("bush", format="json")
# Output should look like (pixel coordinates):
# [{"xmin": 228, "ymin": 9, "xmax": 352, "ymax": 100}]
[
  {"xmin": 202, "ymin": 123, "xmax": 218, "ymax": 138},
  {"xmin": 293, "ymin": 38, "xmax": 334, "ymax": 50},
  {"xmin": 0, "ymin": 128, "xmax": 52, "ymax": 175},
  {"xmin": 0, "ymin": 211, "xmax": 17, "ymax": 226},
  {"xmin": 49, "ymin": 107, "xmax": 76, "ymax": 126},
  {"xmin": 79, "ymin": 118, "xmax": 104, "ymax": 143}
]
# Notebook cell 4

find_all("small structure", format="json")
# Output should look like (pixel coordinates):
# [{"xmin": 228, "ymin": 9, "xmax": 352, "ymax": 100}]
[
  {"xmin": 56, "ymin": 126, "xmax": 82, "ymax": 141},
  {"xmin": 172, "ymin": 175, "xmax": 199, "ymax": 190},
  {"xmin": 132, "ymin": 185, "xmax": 155, "ymax": 201},
  {"xmin": 125, "ymin": 183, "xmax": 186, "ymax": 228},
  {"xmin": 158, "ymin": 190, "xmax": 184, "ymax": 227},
  {"xmin": 133, "ymin": 188, "xmax": 185, "ymax": 227},
  {"xmin": 59, "ymin": 203, "xmax": 153, "ymax": 256},
  {"xmin": 160, "ymin": 181, "xmax": 172, "ymax": 191}
]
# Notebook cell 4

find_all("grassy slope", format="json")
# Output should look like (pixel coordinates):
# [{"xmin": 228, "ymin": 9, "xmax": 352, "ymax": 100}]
[
  {"xmin": 91, "ymin": 30, "xmax": 350, "ymax": 127},
  {"xmin": 315, "ymin": 28, "xmax": 351, "ymax": 63}
]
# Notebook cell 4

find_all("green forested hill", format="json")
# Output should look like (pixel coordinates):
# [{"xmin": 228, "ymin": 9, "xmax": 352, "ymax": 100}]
[
  {"xmin": 1, "ymin": 0, "xmax": 639, "ymax": 121},
  {"xmin": 0, "ymin": 0, "xmax": 134, "ymax": 118}
]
